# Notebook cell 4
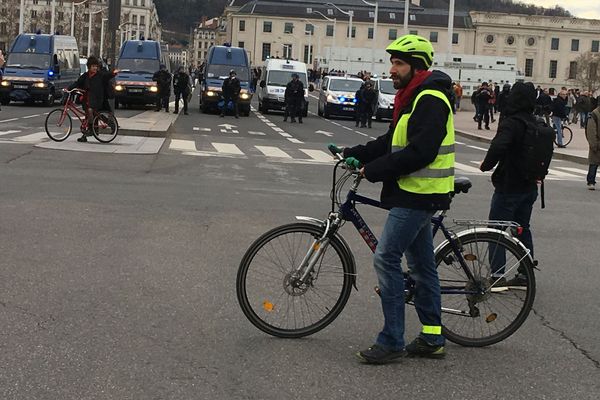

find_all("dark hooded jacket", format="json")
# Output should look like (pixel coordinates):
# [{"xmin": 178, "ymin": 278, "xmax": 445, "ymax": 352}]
[
  {"xmin": 343, "ymin": 70, "xmax": 454, "ymax": 210},
  {"xmin": 480, "ymin": 82, "xmax": 538, "ymax": 193}
]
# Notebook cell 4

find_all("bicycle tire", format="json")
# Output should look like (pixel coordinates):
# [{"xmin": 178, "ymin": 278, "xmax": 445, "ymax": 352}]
[
  {"xmin": 237, "ymin": 222, "xmax": 354, "ymax": 338},
  {"xmin": 45, "ymin": 109, "xmax": 72, "ymax": 142},
  {"xmin": 92, "ymin": 112, "xmax": 119, "ymax": 143},
  {"xmin": 435, "ymin": 231, "xmax": 536, "ymax": 347},
  {"xmin": 556, "ymin": 125, "xmax": 573, "ymax": 147}
]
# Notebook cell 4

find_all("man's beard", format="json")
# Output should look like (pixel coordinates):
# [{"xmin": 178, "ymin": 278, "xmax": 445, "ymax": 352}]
[{"xmin": 393, "ymin": 70, "xmax": 414, "ymax": 89}]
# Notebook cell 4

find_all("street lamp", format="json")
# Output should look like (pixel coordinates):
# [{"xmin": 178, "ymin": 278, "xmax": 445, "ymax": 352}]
[
  {"xmin": 404, "ymin": 0, "xmax": 410, "ymax": 34},
  {"xmin": 88, "ymin": 8, "xmax": 107, "ymax": 57},
  {"xmin": 100, "ymin": 17, "xmax": 109, "ymax": 60},
  {"xmin": 361, "ymin": 0, "xmax": 378, "ymax": 74},
  {"xmin": 71, "ymin": 0, "xmax": 90, "ymax": 37},
  {"xmin": 312, "ymin": 11, "xmax": 336, "ymax": 69},
  {"xmin": 19, "ymin": 0, "xmax": 25, "ymax": 34},
  {"xmin": 326, "ymin": 2, "xmax": 353, "ymax": 68},
  {"xmin": 118, "ymin": 22, "xmax": 134, "ymax": 50}
]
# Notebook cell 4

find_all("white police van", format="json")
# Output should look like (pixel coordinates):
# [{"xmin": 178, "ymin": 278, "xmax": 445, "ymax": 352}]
[{"xmin": 257, "ymin": 59, "xmax": 313, "ymax": 116}]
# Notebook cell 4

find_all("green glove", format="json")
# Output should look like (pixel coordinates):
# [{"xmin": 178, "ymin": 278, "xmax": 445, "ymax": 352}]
[
  {"xmin": 328, "ymin": 143, "xmax": 343, "ymax": 154},
  {"xmin": 345, "ymin": 157, "xmax": 361, "ymax": 169}
]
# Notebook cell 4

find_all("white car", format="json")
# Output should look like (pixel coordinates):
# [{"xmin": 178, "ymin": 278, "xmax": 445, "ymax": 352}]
[
  {"xmin": 374, "ymin": 78, "xmax": 395, "ymax": 121},
  {"xmin": 317, "ymin": 76, "xmax": 364, "ymax": 118}
]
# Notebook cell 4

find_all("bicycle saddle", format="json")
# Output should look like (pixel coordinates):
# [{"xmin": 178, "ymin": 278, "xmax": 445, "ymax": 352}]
[{"xmin": 453, "ymin": 177, "xmax": 472, "ymax": 194}]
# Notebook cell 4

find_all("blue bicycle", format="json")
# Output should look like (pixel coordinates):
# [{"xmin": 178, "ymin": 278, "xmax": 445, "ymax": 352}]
[{"xmin": 237, "ymin": 149, "xmax": 536, "ymax": 347}]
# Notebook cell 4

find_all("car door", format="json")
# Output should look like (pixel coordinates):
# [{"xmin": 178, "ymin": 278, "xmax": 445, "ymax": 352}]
[{"xmin": 319, "ymin": 77, "xmax": 329, "ymax": 110}]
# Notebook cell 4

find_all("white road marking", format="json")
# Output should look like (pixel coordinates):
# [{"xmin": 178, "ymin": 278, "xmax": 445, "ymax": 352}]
[
  {"xmin": 465, "ymin": 144, "xmax": 488, "ymax": 151},
  {"xmin": 22, "ymin": 114, "xmax": 41, "ymax": 119},
  {"xmin": 355, "ymin": 131, "xmax": 368, "ymax": 136},
  {"xmin": 213, "ymin": 142, "xmax": 244, "ymax": 155},
  {"xmin": 316, "ymin": 130, "xmax": 334, "ymax": 137},
  {"xmin": 255, "ymin": 145, "xmax": 292, "ymax": 158},
  {"xmin": 0, "ymin": 130, "xmax": 22, "ymax": 136},
  {"xmin": 300, "ymin": 149, "xmax": 333, "ymax": 162},
  {"xmin": 554, "ymin": 166, "xmax": 587, "ymax": 175},
  {"xmin": 342, "ymin": 126, "xmax": 353, "ymax": 131},
  {"xmin": 248, "ymin": 131, "xmax": 266, "ymax": 135},
  {"xmin": 12, "ymin": 132, "xmax": 47, "ymax": 142},
  {"xmin": 546, "ymin": 169, "xmax": 580, "ymax": 179},
  {"xmin": 0, "ymin": 118, "xmax": 18, "ymax": 123},
  {"xmin": 279, "ymin": 132, "xmax": 292, "ymax": 138},
  {"xmin": 455, "ymin": 161, "xmax": 483, "ymax": 174},
  {"xmin": 288, "ymin": 138, "xmax": 303, "ymax": 144},
  {"xmin": 170, "ymin": 139, "xmax": 197, "ymax": 152},
  {"xmin": 193, "ymin": 127, "xmax": 211, "ymax": 132}
]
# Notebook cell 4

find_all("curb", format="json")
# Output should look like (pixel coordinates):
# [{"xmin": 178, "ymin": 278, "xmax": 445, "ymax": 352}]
[{"xmin": 455, "ymin": 129, "xmax": 588, "ymax": 165}]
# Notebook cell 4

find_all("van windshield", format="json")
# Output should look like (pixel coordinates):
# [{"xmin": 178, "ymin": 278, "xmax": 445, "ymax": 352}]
[
  {"xmin": 206, "ymin": 65, "xmax": 249, "ymax": 80},
  {"xmin": 6, "ymin": 53, "xmax": 50, "ymax": 69},
  {"xmin": 117, "ymin": 58, "xmax": 159, "ymax": 74},
  {"xmin": 379, "ymin": 80, "xmax": 396, "ymax": 95},
  {"xmin": 329, "ymin": 79, "xmax": 363, "ymax": 92},
  {"xmin": 267, "ymin": 71, "xmax": 308, "ymax": 87}
]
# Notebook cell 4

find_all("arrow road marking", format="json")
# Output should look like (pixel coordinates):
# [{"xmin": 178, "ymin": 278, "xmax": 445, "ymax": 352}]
[
  {"xmin": 218, "ymin": 124, "xmax": 237, "ymax": 130},
  {"xmin": 315, "ymin": 130, "xmax": 334, "ymax": 137}
]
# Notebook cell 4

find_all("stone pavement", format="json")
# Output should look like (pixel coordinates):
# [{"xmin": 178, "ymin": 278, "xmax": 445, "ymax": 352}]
[{"xmin": 453, "ymin": 109, "xmax": 590, "ymax": 165}]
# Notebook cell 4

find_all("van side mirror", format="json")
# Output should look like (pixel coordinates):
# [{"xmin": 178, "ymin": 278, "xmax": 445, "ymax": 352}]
[
  {"xmin": 322, "ymin": 85, "xmax": 327, "ymax": 91},
  {"xmin": 259, "ymin": 80, "xmax": 266, "ymax": 88},
  {"xmin": 309, "ymin": 83, "xmax": 314, "ymax": 92}
]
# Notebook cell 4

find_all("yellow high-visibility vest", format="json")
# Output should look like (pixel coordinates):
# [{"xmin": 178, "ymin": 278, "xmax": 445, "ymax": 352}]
[{"xmin": 391, "ymin": 89, "xmax": 455, "ymax": 194}]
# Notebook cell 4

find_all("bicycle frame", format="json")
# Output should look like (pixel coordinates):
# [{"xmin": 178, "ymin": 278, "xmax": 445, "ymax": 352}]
[{"xmin": 60, "ymin": 92, "xmax": 89, "ymax": 128}]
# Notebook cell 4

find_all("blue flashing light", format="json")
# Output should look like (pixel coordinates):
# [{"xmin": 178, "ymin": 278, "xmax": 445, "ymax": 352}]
[
  {"xmin": 353, "ymin": 98, "xmax": 358, "ymax": 103},
  {"xmin": 48, "ymin": 70, "xmax": 54, "ymax": 77},
  {"xmin": 339, "ymin": 96, "xmax": 346, "ymax": 102}
]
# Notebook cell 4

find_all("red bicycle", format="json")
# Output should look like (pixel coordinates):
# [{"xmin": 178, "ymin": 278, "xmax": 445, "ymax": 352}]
[{"xmin": 45, "ymin": 88, "xmax": 119, "ymax": 143}]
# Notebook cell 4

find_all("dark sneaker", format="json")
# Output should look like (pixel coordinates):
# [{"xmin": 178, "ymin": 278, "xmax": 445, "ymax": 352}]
[
  {"xmin": 506, "ymin": 273, "xmax": 528, "ymax": 287},
  {"xmin": 355, "ymin": 344, "xmax": 406, "ymax": 365},
  {"xmin": 490, "ymin": 276, "xmax": 508, "ymax": 287},
  {"xmin": 77, "ymin": 135, "xmax": 87, "ymax": 143},
  {"xmin": 406, "ymin": 337, "xmax": 446, "ymax": 359}
]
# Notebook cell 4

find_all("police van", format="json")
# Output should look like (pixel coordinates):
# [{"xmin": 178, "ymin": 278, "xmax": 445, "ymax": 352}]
[
  {"xmin": 199, "ymin": 45, "xmax": 253, "ymax": 116},
  {"xmin": 0, "ymin": 33, "xmax": 80, "ymax": 106},
  {"xmin": 257, "ymin": 59, "xmax": 313, "ymax": 116},
  {"xmin": 114, "ymin": 39, "xmax": 168, "ymax": 108},
  {"xmin": 373, "ymin": 78, "xmax": 395, "ymax": 121}
]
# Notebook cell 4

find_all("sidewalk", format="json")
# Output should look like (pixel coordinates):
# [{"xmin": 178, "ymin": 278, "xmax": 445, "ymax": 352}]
[
  {"xmin": 118, "ymin": 104, "xmax": 179, "ymax": 137},
  {"xmin": 453, "ymin": 110, "xmax": 589, "ymax": 165}
]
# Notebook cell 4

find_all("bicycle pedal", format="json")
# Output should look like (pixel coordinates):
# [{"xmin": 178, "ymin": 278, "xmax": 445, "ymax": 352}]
[{"xmin": 374, "ymin": 286, "xmax": 381, "ymax": 297}]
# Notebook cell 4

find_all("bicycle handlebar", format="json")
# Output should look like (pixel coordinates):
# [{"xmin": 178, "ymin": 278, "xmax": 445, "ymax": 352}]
[{"xmin": 62, "ymin": 88, "xmax": 85, "ymax": 94}]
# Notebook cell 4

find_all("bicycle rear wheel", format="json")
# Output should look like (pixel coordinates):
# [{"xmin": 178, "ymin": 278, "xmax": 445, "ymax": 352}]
[
  {"xmin": 45, "ymin": 109, "xmax": 72, "ymax": 142},
  {"xmin": 436, "ymin": 231, "xmax": 536, "ymax": 347},
  {"xmin": 236, "ymin": 222, "xmax": 354, "ymax": 338},
  {"xmin": 92, "ymin": 112, "xmax": 119, "ymax": 143},
  {"xmin": 560, "ymin": 125, "xmax": 573, "ymax": 146}
]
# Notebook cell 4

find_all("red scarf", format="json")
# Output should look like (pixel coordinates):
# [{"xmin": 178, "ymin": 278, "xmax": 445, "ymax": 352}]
[{"xmin": 392, "ymin": 70, "xmax": 433, "ymax": 125}]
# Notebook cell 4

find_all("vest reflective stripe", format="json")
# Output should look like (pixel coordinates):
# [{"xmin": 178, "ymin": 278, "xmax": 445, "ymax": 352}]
[
  {"xmin": 392, "ymin": 89, "xmax": 455, "ymax": 195},
  {"xmin": 422, "ymin": 325, "xmax": 442, "ymax": 335},
  {"xmin": 392, "ymin": 144, "xmax": 456, "ymax": 155}
]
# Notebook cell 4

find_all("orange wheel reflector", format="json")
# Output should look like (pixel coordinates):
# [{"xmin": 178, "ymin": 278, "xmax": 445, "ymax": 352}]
[
  {"xmin": 313, "ymin": 242, "xmax": 321, "ymax": 251},
  {"xmin": 486, "ymin": 313, "xmax": 498, "ymax": 323},
  {"xmin": 464, "ymin": 254, "xmax": 477, "ymax": 261},
  {"xmin": 263, "ymin": 301, "xmax": 274, "ymax": 312}
]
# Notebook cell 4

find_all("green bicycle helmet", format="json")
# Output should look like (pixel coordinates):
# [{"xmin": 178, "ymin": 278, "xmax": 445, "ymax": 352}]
[{"xmin": 386, "ymin": 34, "xmax": 434, "ymax": 70}]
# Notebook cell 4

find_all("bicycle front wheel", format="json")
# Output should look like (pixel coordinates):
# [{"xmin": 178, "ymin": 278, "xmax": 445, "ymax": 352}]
[
  {"xmin": 45, "ymin": 109, "xmax": 72, "ymax": 141},
  {"xmin": 237, "ymin": 222, "xmax": 355, "ymax": 338},
  {"xmin": 560, "ymin": 125, "xmax": 573, "ymax": 146},
  {"xmin": 92, "ymin": 112, "xmax": 119, "ymax": 143},
  {"xmin": 436, "ymin": 231, "xmax": 536, "ymax": 347}
]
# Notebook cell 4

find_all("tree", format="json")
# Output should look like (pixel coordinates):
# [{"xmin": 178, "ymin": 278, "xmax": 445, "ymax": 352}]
[{"xmin": 575, "ymin": 51, "xmax": 600, "ymax": 91}]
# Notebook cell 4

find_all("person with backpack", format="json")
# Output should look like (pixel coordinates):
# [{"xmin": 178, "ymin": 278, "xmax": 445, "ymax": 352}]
[
  {"xmin": 480, "ymin": 82, "xmax": 554, "ymax": 284},
  {"xmin": 585, "ymin": 103, "xmax": 600, "ymax": 190}
]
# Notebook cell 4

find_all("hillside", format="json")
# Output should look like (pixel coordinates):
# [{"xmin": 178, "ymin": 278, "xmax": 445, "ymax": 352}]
[{"xmin": 156, "ymin": 0, "xmax": 572, "ymax": 36}]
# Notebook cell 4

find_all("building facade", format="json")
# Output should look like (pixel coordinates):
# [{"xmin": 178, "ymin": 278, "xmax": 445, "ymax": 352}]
[
  {"xmin": 0, "ymin": 0, "xmax": 161, "ymax": 60},
  {"xmin": 219, "ymin": 0, "xmax": 600, "ymax": 90},
  {"xmin": 190, "ymin": 17, "xmax": 219, "ymax": 68}
]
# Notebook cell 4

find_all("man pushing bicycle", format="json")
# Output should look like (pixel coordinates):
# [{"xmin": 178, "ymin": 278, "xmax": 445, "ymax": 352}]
[
  {"xmin": 331, "ymin": 35, "xmax": 455, "ymax": 364},
  {"xmin": 68, "ymin": 56, "xmax": 117, "ymax": 142}
]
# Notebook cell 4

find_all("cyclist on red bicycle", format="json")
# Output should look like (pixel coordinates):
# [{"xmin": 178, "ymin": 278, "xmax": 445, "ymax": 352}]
[{"xmin": 68, "ymin": 56, "xmax": 117, "ymax": 142}]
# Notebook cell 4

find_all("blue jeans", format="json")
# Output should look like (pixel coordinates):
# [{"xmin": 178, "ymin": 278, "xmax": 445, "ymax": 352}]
[
  {"xmin": 488, "ymin": 189, "xmax": 538, "ymax": 276},
  {"xmin": 373, "ymin": 207, "xmax": 443, "ymax": 351},
  {"xmin": 552, "ymin": 116, "xmax": 563, "ymax": 146},
  {"xmin": 580, "ymin": 112, "xmax": 589, "ymax": 128},
  {"xmin": 587, "ymin": 164, "xmax": 598, "ymax": 185}
]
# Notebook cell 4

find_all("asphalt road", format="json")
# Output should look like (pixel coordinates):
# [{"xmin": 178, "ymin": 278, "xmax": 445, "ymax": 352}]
[{"xmin": 0, "ymin": 93, "xmax": 598, "ymax": 399}]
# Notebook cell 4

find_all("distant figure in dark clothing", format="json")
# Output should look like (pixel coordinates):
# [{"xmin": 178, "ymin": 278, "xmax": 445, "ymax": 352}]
[
  {"xmin": 497, "ymin": 83, "xmax": 511, "ymax": 120},
  {"xmin": 153, "ymin": 64, "xmax": 172, "ymax": 112},
  {"xmin": 221, "ymin": 70, "xmax": 241, "ymax": 118},
  {"xmin": 357, "ymin": 81, "xmax": 377, "ymax": 128},
  {"xmin": 477, "ymin": 82, "xmax": 492, "ymax": 130},
  {"xmin": 173, "ymin": 66, "xmax": 190, "ymax": 115},
  {"xmin": 284, "ymin": 73, "xmax": 304, "ymax": 123}
]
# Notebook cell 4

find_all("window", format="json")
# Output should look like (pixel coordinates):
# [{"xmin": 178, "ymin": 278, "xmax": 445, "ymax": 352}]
[
  {"xmin": 239, "ymin": 20, "xmax": 245, "ymax": 31},
  {"xmin": 306, "ymin": 7, "xmax": 312, "ymax": 13},
  {"xmin": 571, "ymin": 39, "xmax": 579, "ymax": 52},
  {"xmin": 326, "ymin": 25, "xmax": 334, "ymax": 37},
  {"xmin": 506, "ymin": 36, "xmax": 515, "ymax": 45},
  {"xmin": 284, "ymin": 22, "xmax": 294, "ymax": 34},
  {"xmin": 283, "ymin": 44, "xmax": 292, "ymax": 59},
  {"xmin": 452, "ymin": 33, "xmax": 459, "ymax": 44},
  {"xmin": 140, "ymin": 16, "xmax": 145, "ymax": 25},
  {"xmin": 369, "ymin": 12, "xmax": 374, "ymax": 18},
  {"xmin": 388, "ymin": 29, "xmax": 397, "ymax": 40},
  {"xmin": 58, "ymin": 11, "xmax": 64, "ymax": 20},
  {"xmin": 238, "ymin": 41, "xmax": 244, "ymax": 48},
  {"xmin": 303, "ymin": 45, "xmax": 313, "ymax": 64},
  {"xmin": 263, "ymin": 21, "xmax": 272, "ymax": 33},
  {"xmin": 430, "ymin": 32, "xmax": 438, "ymax": 43},
  {"xmin": 551, "ymin": 38, "xmax": 559, "ymax": 50},
  {"xmin": 262, "ymin": 43, "xmax": 271, "ymax": 60},
  {"xmin": 485, "ymin": 34, "xmax": 494, "ymax": 44},
  {"xmin": 525, "ymin": 58, "xmax": 533, "ymax": 77},
  {"xmin": 368, "ymin": 27, "xmax": 373, "ymax": 39},
  {"xmin": 305, "ymin": 24, "xmax": 314, "ymax": 35},
  {"xmin": 0, "ymin": 23, "xmax": 6, "ymax": 35},
  {"xmin": 410, "ymin": 14, "xmax": 416, "ymax": 21},
  {"xmin": 569, "ymin": 61, "xmax": 577, "ymax": 79},
  {"xmin": 327, "ymin": 9, "xmax": 334, "ymax": 16},
  {"xmin": 347, "ymin": 26, "xmax": 356, "ymax": 38},
  {"xmin": 31, "ymin": 10, "xmax": 36, "ymax": 18},
  {"xmin": 593, "ymin": 40, "xmax": 600, "ymax": 53},
  {"xmin": 549, "ymin": 60, "xmax": 557, "ymax": 78},
  {"xmin": 389, "ymin": 13, "xmax": 395, "ymax": 19},
  {"xmin": 410, "ymin": 30, "xmax": 418, "ymax": 35}
]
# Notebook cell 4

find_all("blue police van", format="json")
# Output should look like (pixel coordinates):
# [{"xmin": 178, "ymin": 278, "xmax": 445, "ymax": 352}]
[
  {"xmin": 113, "ymin": 39, "xmax": 168, "ymax": 108},
  {"xmin": 0, "ymin": 33, "xmax": 80, "ymax": 106},
  {"xmin": 199, "ymin": 45, "xmax": 253, "ymax": 116}
]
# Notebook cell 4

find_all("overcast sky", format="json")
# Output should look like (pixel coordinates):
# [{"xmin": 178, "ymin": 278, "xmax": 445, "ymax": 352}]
[{"xmin": 517, "ymin": 1, "xmax": 600, "ymax": 19}]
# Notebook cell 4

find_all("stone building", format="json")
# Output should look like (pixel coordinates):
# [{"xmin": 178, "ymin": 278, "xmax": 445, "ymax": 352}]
[{"xmin": 190, "ymin": 17, "xmax": 219, "ymax": 68}]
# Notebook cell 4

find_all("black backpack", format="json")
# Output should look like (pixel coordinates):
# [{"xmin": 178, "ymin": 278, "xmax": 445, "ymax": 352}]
[{"xmin": 516, "ymin": 116, "xmax": 555, "ymax": 208}]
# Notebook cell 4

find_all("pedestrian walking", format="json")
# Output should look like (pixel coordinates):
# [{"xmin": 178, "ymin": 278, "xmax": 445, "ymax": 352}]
[
  {"xmin": 173, "ymin": 66, "xmax": 190, "ymax": 115},
  {"xmin": 453, "ymin": 82, "xmax": 463, "ymax": 111},
  {"xmin": 220, "ymin": 70, "xmax": 241, "ymax": 118},
  {"xmin": 283, "ymin": 73, "xmax": 304, "ymax": 123},
  {"xmin": 576, "ymin": 91, "xmax": 592, "ymax": 128},
  {"xmin": 152, "ymin": 64, "xmax": 171, "ymax": 112},
  {"xmin": 585, "ymin": 103, "xmax": 600, "ymax": 190},
  {"xmin": 551, "ymin": 90, "xmax": 568, "ymax": 147},
  {"xmin": 496, "ymin": 83, "xmax": 511, "ymax": 121},
  {"xmin": 338, "ymin": 34, "xmax": 454, "ymax": 364},
  {"xmin": 477, "ymin": 82, "xmax": 492, "ymax": 130},
  {"xmin": 358, "ymin": 81, "xmax": 376, "ymax": 128}
]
